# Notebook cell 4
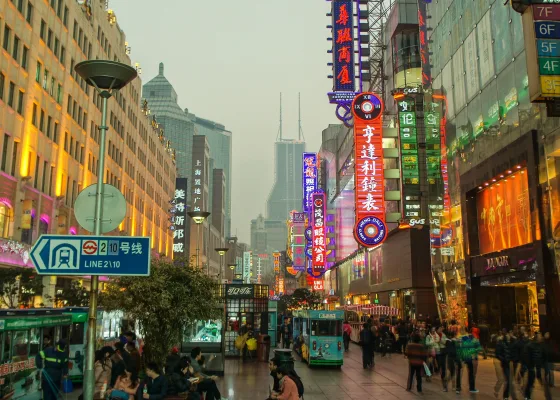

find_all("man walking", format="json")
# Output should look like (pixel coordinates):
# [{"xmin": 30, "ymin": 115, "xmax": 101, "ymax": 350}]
[
  {"xmin": 36, "ymin": 339, "xmax": 68, "ymax": 400},
  {"xmin": 359, "ymin": 323, "xmax": 372, "ymax": 369},
  {"xmin": 406, "ymin": 334, "xmax": 426, "ymax": 394}
]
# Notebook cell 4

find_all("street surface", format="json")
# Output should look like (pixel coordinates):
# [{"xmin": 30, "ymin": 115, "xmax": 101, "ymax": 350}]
[{"xmin": 217, "ymin": 347, "xmax": 560, "ymax": 400}]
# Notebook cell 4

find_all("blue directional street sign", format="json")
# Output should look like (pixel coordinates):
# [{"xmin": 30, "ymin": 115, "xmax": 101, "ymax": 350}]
[{"xmin": 30, "ymin": 235, "xmax": 151, "ymax": 276}]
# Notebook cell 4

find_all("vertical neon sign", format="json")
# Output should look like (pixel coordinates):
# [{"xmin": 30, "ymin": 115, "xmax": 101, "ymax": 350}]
[
  {"xmin": 352, "ymin": 93, "xmax": 387, "ymax": 247},
  {"xmin": 332, "ymin": 0, "xmax": 355, "ymax": 93},
  {"xmin": 302, "ymin": 153, "xmax": 318, "ymax": 213},
  {"xmin": 312, "ymin": 192, "xmax": 326, "ymax": 276}
]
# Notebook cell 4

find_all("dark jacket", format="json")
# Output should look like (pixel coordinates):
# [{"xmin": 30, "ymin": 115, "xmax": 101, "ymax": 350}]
[
  {"xmin": 513, "ymin": 336, "xmax": 529, "ymax": 363},
  {"xmin": 478, "ymin": 324, "xmax": 490, "ymax": 344},
  {"xmin": 166, "ymin": 372, "xmax": 191, "ymax": 395},
  {"xmin": 397, "ymin": 324, "xmax": 408, "ymax": 338},
  {"xmin": 524, "ymin": 340, "xmax": 546, "ymax": 368},
  {"xmin": 145, "ymin": 375, "xmax": 168, "ymax": 400},
  {"xmin": 495, "ymin": 338, "xmax": 512, "ymax": 365},
  {"xmin": 444, "ymin": 338, "xmax": 457, "ymax": 362},
  {"xmin": 128, "ymin": 349, "xmax": 141, "ymax": 373},
  {"xmin": 36, "ymin": 345, "xmax": 68, "ymax": 379},
  {"xmin": 360, "ymin": 328, "xmax": 372, "ymax": 346}
]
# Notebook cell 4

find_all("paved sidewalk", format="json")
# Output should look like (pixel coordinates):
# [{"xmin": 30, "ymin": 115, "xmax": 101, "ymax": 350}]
[{"xmin": 63, "ymin": 346, "xmax": 559, "ymax": 399}]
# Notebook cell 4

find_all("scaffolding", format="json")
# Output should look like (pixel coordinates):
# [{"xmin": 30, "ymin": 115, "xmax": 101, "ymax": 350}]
[{"xmin": 366, "ymin": 0, "xmax": 394, "ymax": 99}]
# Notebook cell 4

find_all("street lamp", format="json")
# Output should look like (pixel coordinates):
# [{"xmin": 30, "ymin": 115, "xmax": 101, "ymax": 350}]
[
  {"xmin": 215, "ymin": 247, "xmax": 229, "ymax": 282},
  {"xmin": 187, "ymin": 211, "xmax": 210, "ymax": 270},
  {"xmin": 228, "ymin": 263, "xmax": 236, "ymax": 283},
  {"xmin": 75, "ymin": 59, "xmax": 137, "ymax": 400}
]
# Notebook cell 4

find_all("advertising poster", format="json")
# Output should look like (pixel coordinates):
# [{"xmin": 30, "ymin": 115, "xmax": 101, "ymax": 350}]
[
  {"xmin": 476, "ymin": 169, "xmax": 531, "ymax": 254},
  {"xmin": 452, "ymin": 49, "xmax": 466, "ymax": 112},
  {"xmin": 243, "ymin": 251, "xmax": 252, "ymax": 284},
  {"xmin": 490, "ymin": 4, "xmax": 512, "ymax": 72},
  {"xmin": 477, "ymin": 12, "xmax": 495, "ymax": 88},
  {"xmin": 464, "ymin": 29, "xmax": 480, "ymax": 101},
  {"xmin": 308, "ymin": 336, "xmax": 342, "ymax": 362}
]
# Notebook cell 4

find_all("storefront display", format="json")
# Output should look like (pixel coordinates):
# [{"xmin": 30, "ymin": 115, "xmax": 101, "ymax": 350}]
[{"xmin": 184, "ymin": 320, "xmax": 222, "ymax": 343}]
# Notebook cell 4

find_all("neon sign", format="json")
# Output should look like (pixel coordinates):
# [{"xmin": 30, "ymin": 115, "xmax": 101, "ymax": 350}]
[
  {"xmin": 352, "ymin": 93, "xmax": 387, "ymax": 247},
  {"xmin": 396, "ymin": 96, "xmax": 421, "ymax": 221},
  {"xmin": 291, "ymin": 214, "xmax": 306, "ymax": 271},
  {"xmin": 273, "ymin": 252, "xmax": 281, "ymax": 273},
  {"xmin": 302, "ymin": 153, "xmax": 318, "ymax": 214},
  {"xmin": 312, "ymin": 192, "xmax": 327, "ymax": 276},
  {"xmin": 172, "ymin": 178, "xmax": 188, "ymax": 257}
]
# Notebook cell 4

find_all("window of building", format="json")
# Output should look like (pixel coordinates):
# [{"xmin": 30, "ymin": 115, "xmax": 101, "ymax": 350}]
[
  {"xmin": 64, "ymin": 132, "xmax": 69, "ymax": 152},
  {"xmin": 11, "ymin": 141, "xmax": 18, "ymax": 176},
  {"xmin": 78, "ymin": 28, "xmax": 82, "ymax": 47},
  {"xmin": 12, "ymin": 35, "xmax": 19, "ymax": 61},
  {"xmin": 0, "ymin": 204, "xmax": 10, "ymax": 238},
  {"xmin": 50, "ymin": 77, "xmax": 54, "ymax": 96},
  {"xmin": 57, "ymin": 84, "xmax": 62, "ymax": 104},
  {"xmin": 16, "ymin": 0, "xmax": 24, "ymax": 13},
  {"xmin": 3, "ymin": 26, "xmax": 11, "ymax": 52},
  {"xmin": 49, "ymin": 165, "xmax": 54, "ymax": 196},
  {"xmin": 17, "ymin": 90, "xmax": 24, "ymax": 115},
  {"xmin": 41, "ymin": 160, "xmax": 47, "ymax": 193},
  {"xmin": 1, "ymin": 134, "xmax": 10, "ymax": 172},
  {"xmin": 21, "ymin": 46, "xmax": 28, "ymax": 70},
  {"xmin": 7, "ymin": 82, "xmax": 15, "ymax": 108},
  {"xmin": 39, "ymin": 109, "xmax": 44, "ymax": 131},
  {"xmin": 26, "ymin": 2, "xmax": 33, "ymax": 24},
  {"xmin": 33, "ymin": 154, "xmax": 39, "ymax": 188},
  {"xmin": 53, "ymin": 37, "xmax": 59, "ymax": 58},
  {"xmin": 0, "ymin": 73, "xmax": 4, "ymax": 100},
  {"xmin": 47, "ymin": 29, "xmax": 52, "ymax": 49},
  {"xmin": 46, "ymin": 116, "xmax": 52, "ymax": 139},
  {"xmin": 49, "ymin": 0, "xmax": 55, "ymax": 9},
  {"xmin": 53, "ymin": 122, "xmax": 59, "ymax": 143},
  {"xmin": 67, "ymin": 94, "xmax": 71, "ymax": 113},
  {"xmin": 31, "ymin": 103, "xmax": 37, "ymax": 126},
  {"xmin": 35, "ymin": 61, "xmax": 41, "ymax": 83},
  {"xmin": 63, "ymin": 7, "xmax": 68, "ymax": 26},
  {"xmin": 60, "ymin": 46, "xmax": 65, "ymax": 64},
  {"xmin": 40, "ymin": 20, "xmax": 46, "ymax": 41},
  {"xmin": 73, "ymin": 20, "xmax": 77, "ymax": 40},
  {"xmin": 42, "ymin": 70, "xmax": 48, "ymax": 90},
  {"xmin": 56, "ymin": 0, "xmax": 62, "ymax": 17}
]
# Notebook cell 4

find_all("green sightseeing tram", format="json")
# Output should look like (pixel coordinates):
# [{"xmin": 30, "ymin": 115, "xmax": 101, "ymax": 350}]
[{"xmin": 0, "ymin": 308, "xmax": 72, "ymax": 399}]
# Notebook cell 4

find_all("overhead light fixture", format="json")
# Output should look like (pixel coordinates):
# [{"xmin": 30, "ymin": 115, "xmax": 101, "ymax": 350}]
[{"xmin": 507, "ymin": 170, "xmax": 512, "ymax": 174}]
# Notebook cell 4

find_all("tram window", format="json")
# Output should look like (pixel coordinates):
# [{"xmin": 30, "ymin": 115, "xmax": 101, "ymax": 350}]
[
  {"xmin": 29, "ymin": 328, "xmax": 40, "ymax": 356},
  {"xmin": 311, "ymin": 320, "xmax": 341, "ymax": 336},
  {"xmin": 70, "ymin": 323, "xmax": 85, "ymax": 345},
  {"xmin": 2, "ymin": 332, "xmax": 11, "ymax": 362},
  {"xmin": 61, "ymin": 325, "xmax": 71, "ymax": 343},
  {"xmin": 12, "ymin": 331, "xmax": 29, "ymax": 359}
]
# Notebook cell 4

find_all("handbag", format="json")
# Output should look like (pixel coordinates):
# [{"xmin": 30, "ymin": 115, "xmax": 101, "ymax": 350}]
[
  {"xmin": 423, "ymin": 362, "xmax": 432, "ymax": 377},
  {"xmin": 62, "ymin": 377, "xmax": 73, "ymax": 393}
]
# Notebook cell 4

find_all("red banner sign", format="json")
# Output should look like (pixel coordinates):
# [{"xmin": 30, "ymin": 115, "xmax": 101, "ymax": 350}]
[{"xmin": 312, "ymin": 192, "xmax": 326, "ymax": 276}]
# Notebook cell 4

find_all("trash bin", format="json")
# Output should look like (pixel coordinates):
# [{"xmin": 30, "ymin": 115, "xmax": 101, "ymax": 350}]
[
  {"xmin": 257, "ymin": 334, "xmax": 271, "ymax": 362},
  {"xmin": 273, "ymin": 348, "xmax": 294, "ymax": 371}
]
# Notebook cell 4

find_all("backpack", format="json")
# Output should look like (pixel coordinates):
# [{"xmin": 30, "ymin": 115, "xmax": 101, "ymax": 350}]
[{"xmin": 288, "ymin": 372, "xmax": 304, "ymax": 398}]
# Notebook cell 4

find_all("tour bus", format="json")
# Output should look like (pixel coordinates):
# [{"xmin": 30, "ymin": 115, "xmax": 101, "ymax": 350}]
[
  {"xmin": 0, "ymin": 308, "xmax": 72, "ymax": 399},
  {"xmin": 292, "ymin": 309, "xmax": 344, "ymax": 367}
]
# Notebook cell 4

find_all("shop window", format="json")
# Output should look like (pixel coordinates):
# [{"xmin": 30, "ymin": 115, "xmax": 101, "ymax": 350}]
[
  {"xmin": 12, "ymin": 331, "xmax": 28, "ymax": 360},
  {"xmin": 29, "ymin": 328, "xmax": 40, "ymax": 356},
  {"xmin": 310, "ymin": 320, "xmax": 341, "ymax": 336},
  {"xmin": 2, "ymin": 332, "xmax": 12, "ymax": 362}
]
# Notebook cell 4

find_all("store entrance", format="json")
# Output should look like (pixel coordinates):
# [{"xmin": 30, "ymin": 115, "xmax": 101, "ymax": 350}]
[{"xmin": 475, "ymin": 281, "xmax": 539, "ymax": 334}]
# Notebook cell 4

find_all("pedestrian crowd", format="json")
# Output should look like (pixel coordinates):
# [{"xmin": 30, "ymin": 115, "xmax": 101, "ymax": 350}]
[{"xmin": 356, "ymin": 317, "xmax": 555, "ymax": 399}]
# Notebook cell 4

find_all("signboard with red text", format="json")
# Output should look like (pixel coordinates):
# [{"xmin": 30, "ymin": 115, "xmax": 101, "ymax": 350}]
[
  {"xmin": 352, "ymin": 93, "xmax": 387, "ymax": 247},
  {"xmin": 311, "ymin": 192, "xmax": 327, "ymax": 277}
]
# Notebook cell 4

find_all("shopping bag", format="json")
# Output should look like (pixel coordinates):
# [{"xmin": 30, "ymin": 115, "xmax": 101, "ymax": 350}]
[
  {"xmin": 423, "ymin": 362, "xmax": 432, "ymax": 377},
  {"xmin": 62, "ymin": 377, "xmax": 73, "ymax": 393}
]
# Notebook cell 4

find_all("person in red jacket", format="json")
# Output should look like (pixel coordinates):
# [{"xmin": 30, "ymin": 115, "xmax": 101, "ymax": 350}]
[
  {"xmin": 343, "ymin": 321, "xmax": 353, "ymax": 352},
  {"xmin": 271, "ymin": 366, "xmax": 299, "ymax": 400}
]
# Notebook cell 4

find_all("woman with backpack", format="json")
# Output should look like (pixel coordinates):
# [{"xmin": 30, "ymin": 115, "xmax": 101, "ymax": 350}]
[{"xmin": 270, "ymin": 366, "xmax": 300, "ymax": 400}]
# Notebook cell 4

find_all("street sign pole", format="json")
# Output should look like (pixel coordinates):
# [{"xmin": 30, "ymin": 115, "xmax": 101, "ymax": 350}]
[{"xmin": 84, "ymin": 93, "xmax": 109, "ymax": 400}]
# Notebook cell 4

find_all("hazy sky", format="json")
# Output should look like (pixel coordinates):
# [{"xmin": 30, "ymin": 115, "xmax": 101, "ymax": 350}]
[{"xmin": 111, "ymin": 0, "xmax": 338, "ymax": 243}]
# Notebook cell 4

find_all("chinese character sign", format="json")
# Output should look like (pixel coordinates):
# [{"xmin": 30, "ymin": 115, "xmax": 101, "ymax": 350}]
[
  {"xmin": 172, "ymin": 178, "xmax": 188, "ymax": 259},
  {"xmin": 291, "ymin": 219, "xmax": 306, "ymax": 271},
  {"xmin": 352, "ymin": 93, "xmax": 387, "ymax": 247},
  {"xmin": 312, "ymin": 192, "xmax": 326, "ymax": 276},
  {"xmin": 191, "ymin": 159, "xmax": 204, "ymax": 212},
  {"xmin": 273, "ymin": 252, "xmax": 281, "ymax": 273},
  {"xmin": 331, "ymin": 0, "xmax": 356, "ymax": 93},
  {"xmin": 243, "ymin": 251, "xmax": 252, "ymax": 284},
  {"xmin": 396, "ymin": 97, "xmax": 421, "ymax": 220},
  {"xmin": 302, "ymin": 152, "xmax": 318, "ymax": 214}
]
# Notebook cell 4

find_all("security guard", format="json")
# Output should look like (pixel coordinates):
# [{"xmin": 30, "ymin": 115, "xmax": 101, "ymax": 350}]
[{"xmin": 36, "ymin": 339, "xmax": 69, "ymax": 400}]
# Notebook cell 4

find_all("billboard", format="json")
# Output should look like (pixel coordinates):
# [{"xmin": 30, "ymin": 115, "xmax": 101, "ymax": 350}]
[
  {"xmin": 172, "ymin": 178, "xmax": 188, "ymax": 258},
  {"xmin": 352, "ymin": 93, "xmax": 387, "ymax": 247},
  {"xmin": 243, "ymin": 251, "xmax": 252, "ymax": 284},
  {"xmin": 476, "ymin": 169, "xmax": 531, "ymax": 255},
  {"xmin": 311, "ymin": 192, "xmax": 326, "ymax": 277}
]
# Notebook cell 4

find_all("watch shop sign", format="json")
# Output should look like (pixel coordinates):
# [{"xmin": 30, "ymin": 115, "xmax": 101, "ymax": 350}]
[{"xmin": 226, "ymin": 285, "xmax": 254, "ymax": 299}]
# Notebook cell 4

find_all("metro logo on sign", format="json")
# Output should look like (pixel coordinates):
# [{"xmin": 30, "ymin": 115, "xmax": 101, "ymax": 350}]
[
  {"xmin": 352, "ymin": 93, "xmax": 387, "ymax": 247},
  {"xmin": 82, "ymin": 240, "xmax": 98, "ymax": 255}
]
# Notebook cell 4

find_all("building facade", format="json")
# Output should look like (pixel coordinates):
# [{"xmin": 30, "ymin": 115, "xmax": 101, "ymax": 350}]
[
  {"xmin": 0, "ymin": 0, "xmax": 176, "ymax": 304},
  {"xmin": 426, "ymin": 0, "xmax": 560, "ymax": 335}
]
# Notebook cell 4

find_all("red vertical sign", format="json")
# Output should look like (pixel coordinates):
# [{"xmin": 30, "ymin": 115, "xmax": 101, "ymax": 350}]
[
  {"xmin": 312, "ymin": 192, "xmax": 326, "ymax": 276},
  {"xmin": 352, "ymin": 93, "xmax": 387, "ymax": 247}
]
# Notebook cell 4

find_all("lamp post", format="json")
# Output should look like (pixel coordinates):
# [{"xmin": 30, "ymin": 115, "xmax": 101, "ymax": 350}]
[
  {"xmin": 228, "ymin": 263, "xmax": 236, "ymax": 282},
  {"xmin": 75, "ymin": 60, "xmax": 137, "ymax": 400},
  {"xmin": 187, "ymin": 211, "xmax": 210, "ymax": 270},
  {"xmin": 215, "ymin": 247, "xmax": 229, "ymax": 283}
]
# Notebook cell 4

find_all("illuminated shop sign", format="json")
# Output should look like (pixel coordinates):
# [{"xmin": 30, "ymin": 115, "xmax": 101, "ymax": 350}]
[
  {"xmin": 417, "ymin": 0, "xmax": 432, "ymax": 89},
  {"xmin": 303, "ymin": 153, "xmax": 318, "ymax": 214},
  {"xmin": 191, "ymin": 159, "xmax": 204, "ymax": 212},
  {"xmin": 312, "ymin": 192, "xmax": 327, "ymax": 277},
  {"xmin": 273, "ymin": 252, "xmax": 281, "ymax": 273},
  {"xmin": 290, "ymin": 213, "xmax": 306, "ymax": 271},
  {"xmin": 396, "ymin": 96, "xmax": 421, "ymax": 220},
  {"xmin": 313, "ymin": 278, "xmax": 324, "ymax": 292},
  {"xmin": 352, "ymin": 93, "xmax": 387, "ymax": 247},
  {"xmin": 243, "ymin": 251, "xmax": 252, "ymax": 284},
  {"xmin": 172, "ymin": 178, "xmax": 188, "ymax": 257},
  {"xmin": 327, "ymin": 0, "xmax": 363, "ymax": 125}
]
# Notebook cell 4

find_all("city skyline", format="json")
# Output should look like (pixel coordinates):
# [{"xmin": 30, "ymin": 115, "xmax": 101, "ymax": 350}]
[{"xmin": 111, "ymin": 0, "xmax": 337, "ymax": 243}]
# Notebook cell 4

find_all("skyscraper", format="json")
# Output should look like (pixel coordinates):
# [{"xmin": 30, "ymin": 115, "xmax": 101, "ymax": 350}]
[{"xmin": 266, "ymin": 139, "xmax": 306, "ymax": 221}]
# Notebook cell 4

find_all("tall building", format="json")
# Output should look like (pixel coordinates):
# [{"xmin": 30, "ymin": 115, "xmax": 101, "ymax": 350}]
[
  {"xmin": 266, "ymin": 139, "xmax": 306, "ymax": 221},
  {"xmin": 142, "ymin": 63, "xmax": 195, "ymax": 178},
  {"xmin": 143, "ymin": 65, "xmax": 233, "ymax": 238},
  {"xmin": 0, "ymin": 0, "xmax": 176, "ymax": 304}
]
